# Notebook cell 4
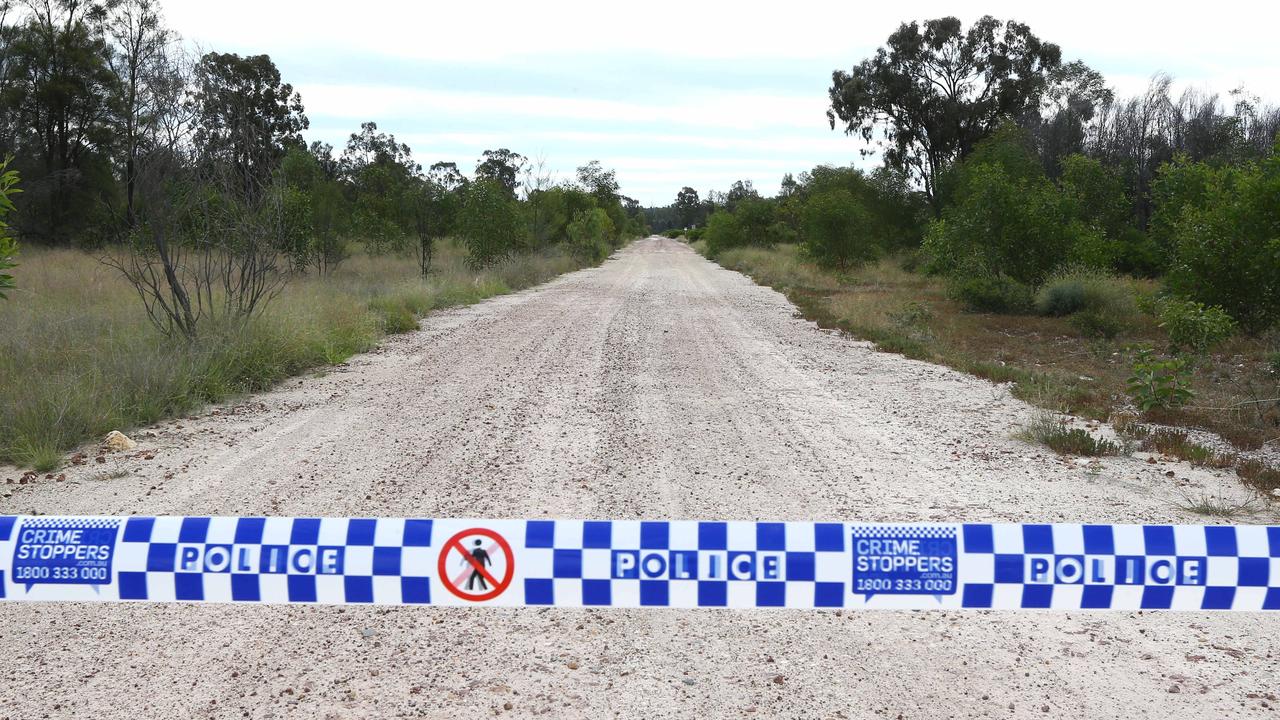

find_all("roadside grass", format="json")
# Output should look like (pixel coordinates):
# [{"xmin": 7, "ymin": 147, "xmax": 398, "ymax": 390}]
[
  {"xmin": 1175, "ymin": 489, "xmax": 1260, "ymax": 519},
  {"xmin": 709, "ymin": 244, "xmax": 1280, "ymax": 485},
  {"xmin": 0, "ymin": 241, "xmax": 591, "ymax": 470},
  {"xmin": 1016, "ymin": 411, "xmax": 1122, "ymax": 457}
]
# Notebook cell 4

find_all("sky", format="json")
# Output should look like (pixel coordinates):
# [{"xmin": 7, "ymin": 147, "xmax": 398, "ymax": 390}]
[{"xmin": 164, "ymin": 0, "xmax": 1280, "ymax": 206}]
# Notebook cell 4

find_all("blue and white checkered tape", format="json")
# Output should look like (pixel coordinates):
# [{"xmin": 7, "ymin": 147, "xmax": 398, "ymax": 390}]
[{"xmin": 1, "ymin": 515, "xmax": 1278, "ymax": 610}]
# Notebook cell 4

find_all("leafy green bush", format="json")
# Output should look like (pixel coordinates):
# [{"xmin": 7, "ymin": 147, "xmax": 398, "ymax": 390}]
[
  {"xmin": 948, "ymin": 275, "xmax": 1033, "ymax": 314},
  {"xmin": 924, "ymin": 129, "xmax": 1096, "ymax": 287},
  {"xmin": 1160, "ymin": 142, "xmax": 1280, "ymax": 332},
  {"xmin": 0, "ymin": 159, "xmax": 20, "ymax": 298},
  {"xmin": 801, "ymin": 189, "xmax": 877, "ymax": 269},
  {"xmin": 457, "ymin": 179, "xmax": 530, "ymax": 268},
  {"xmin": 702, "ymin": 210, "xmax": 742, "ymax": 258},
  {"xmin": 566, "ymin": 208, "xmax": 615, "ymax": 262},
  {"xmin": 1127, "ymin": 348, "xmax": 1193, "ymax": 411},
  {"xmin": 1154, "ymin": 296, "xmax": 1236, "ymax": 353}
]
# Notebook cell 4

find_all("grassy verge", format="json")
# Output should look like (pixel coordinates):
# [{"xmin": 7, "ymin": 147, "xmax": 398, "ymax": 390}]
[
  {"xmin": 705, "ymin": 243, "xmax": 1279, "ymax": 498},
  {"xmin": 0, "ymin": 241, "xmax": 592, "ymax": 470}
]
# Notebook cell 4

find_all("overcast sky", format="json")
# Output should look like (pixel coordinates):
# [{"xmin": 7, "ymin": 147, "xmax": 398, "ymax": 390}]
[{"xmin": 165, "ymin": 0, "xmax": 1279, "ymax": 206}]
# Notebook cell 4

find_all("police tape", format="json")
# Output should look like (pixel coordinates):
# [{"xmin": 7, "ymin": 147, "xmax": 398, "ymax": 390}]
[{"xmin": 1, "ymin": 515, "xmax": 1278, "ymax": 610}]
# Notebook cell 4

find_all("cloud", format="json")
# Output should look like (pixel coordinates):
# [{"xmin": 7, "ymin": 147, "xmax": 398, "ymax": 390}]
[{"xmin": 162, "ymin": 0, "xmax": 1280, "ymax": 205}]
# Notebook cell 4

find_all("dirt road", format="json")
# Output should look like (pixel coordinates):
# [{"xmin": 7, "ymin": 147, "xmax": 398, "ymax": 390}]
[{"xmin": 1, "ymin": 237, "xmax": 1275, "ymax": 718}]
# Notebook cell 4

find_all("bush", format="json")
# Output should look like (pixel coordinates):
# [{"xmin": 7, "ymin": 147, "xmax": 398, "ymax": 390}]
[
  {"xmin": 457, "ymin": 179, "xmax": 530, "ymax": 268},
  {"xmin": 1154, "ymin": 296, "xmax": 1236, "ymax": 353},
  {"xmin": 702, "ymin": 210, "xmax": 742, "ymax": 258},
  {"xmin": 1127, "ymin": 348, "xmax": 1193, "ymax": 411},
  {"xmin": 566, "ymin": 208, "xmax": 615, "ymax": 262},
  {"xmin": 0, "ymin": 159, "xmax": 18, "ymax": 298},
  {"xmin": 801, "ymin": 189, "xmax": 877, "ymax": 269},
  {"xmin": 1034, "ymin": 269, "xmax": 1136, "ymax": 338},
  {"xmin": 948, "ymin": 275, "xmax": 1033, "ymax": 314},
  {"xmin": 1019, "ymin": 411, "xmax": 1120, "ymax": 456},
  {"xmin": 1162, "ymin": 142, "xmax": 1280, "ymax": 332},
  {"xmin": 924, "ymin": 129, "xmax": 1095, "ymax": 287}
]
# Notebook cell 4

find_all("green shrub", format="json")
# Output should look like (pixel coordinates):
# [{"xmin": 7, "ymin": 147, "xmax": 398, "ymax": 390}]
[
  {"xmin": 1018, "ymin": 412, "xmax": 1120, "ymax": 456},
  {"xmin": 801, "ymin": 189, "xmax": 877, "ymax": 269},
  {"xmin": 1127, "ymin": 348, "xmax": 1193, "ymax": 411},
  {"xmin": 566, "ymin": 208, "xmax": 615, "ymax": 262},
  {"xmin": 1161, "ymin": 142, "xmax": 1280, "ymax": 332},
  {"xmin": 1154, "ymin": 296, "xmax": 1236, "ymax": 353},
  {"xmin": 924, "ymin": 129, "xmax": 1094, "ymax": 287},
  {"xmin": 948, "ymin": 275, "xmax": 1033, "ymax": 314},
  {"xmin": 0, "ymin": 159, "xmax": 19, "ymax": 298},
  {"xmin": 1035, "ymin": 269, "xmax": 1136, "ymax": 338},
  {"xmin": 457, "ymin": 179, "xmax": 530, "ymax": 268},
  {"xmin": 702, "ymin": 210, "xmax": 742, "ymax": 258},
  {"xmin": 1035, "ymin": 280, "xmax": 1088, "ymax": 316}
]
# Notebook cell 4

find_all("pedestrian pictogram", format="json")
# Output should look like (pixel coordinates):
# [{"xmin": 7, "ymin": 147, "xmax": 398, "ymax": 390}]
[{"xmin": 437, "ymin": 527, "xmax": 514, "ymax": 601}]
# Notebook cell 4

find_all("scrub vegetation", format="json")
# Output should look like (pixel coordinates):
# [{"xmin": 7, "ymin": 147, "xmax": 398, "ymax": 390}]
[
  {"xmin": 650, "ymin": 16, "xmax": 1280, "ymax": 498},
  {"xmin": 0, "ymin": 0, "xmax": 646, "ymax": 469}
]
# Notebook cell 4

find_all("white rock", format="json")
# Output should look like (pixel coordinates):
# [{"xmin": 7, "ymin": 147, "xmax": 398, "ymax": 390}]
[{"xmin": 104, "ymin": 431, "xmax": 137, "ymax": 452}]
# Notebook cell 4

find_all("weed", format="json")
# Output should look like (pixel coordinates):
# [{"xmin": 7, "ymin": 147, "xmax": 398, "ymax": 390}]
[
  {"xmin": 1017, "ymin": 412, "xmax": 1121, "ymax": 457},
  {"xmin": 1176, "ymin": 490, "xmax": 1257, "ymax": 519},
  {"xmin": 1236, "ymin": 458, "xmax": 1280, "ymax": 496},
  {"xmin": 1127, "ymin": 348, "xmax": 1193, "ymax": 411}
]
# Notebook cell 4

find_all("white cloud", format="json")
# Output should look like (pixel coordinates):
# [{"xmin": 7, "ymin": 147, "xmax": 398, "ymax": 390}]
[{"xmin": 161, "ymin": 0, "xmax": 1280, "ymax": 204}]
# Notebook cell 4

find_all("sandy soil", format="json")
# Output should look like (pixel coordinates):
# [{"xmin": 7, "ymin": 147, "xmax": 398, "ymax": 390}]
[{"xmin": 1, "ymin": 236, "xmax": 1276, "ymax": 719}]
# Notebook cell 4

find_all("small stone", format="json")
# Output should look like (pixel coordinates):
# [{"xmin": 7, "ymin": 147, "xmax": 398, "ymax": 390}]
[
  {"xmin": 104, "ymin": 431, "xmax": 137, "ymax": 451},
  {"xmin": 682, "ymin": 678, "xmax": 695, "ymax": 686},
  {"xmin": 1168, "ymin": 685, "xmax": 1181, "ymax": 694},
  {"xmin": 361, "ymin": 628, "xmax": 376, "ymax": 638},
  {"xmin": 772, "ymin": 675, "xmax": 784, "ymax": 685},
  {"xmin": 503, "ymin": 702, "xmax": 513, "ymax": 710},
  {"xmin": 566, "ymin": 661, "xmax": 579, "ymax": 670}
]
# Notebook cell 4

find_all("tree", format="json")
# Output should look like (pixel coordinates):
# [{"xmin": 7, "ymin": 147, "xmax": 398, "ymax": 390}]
[
  {"xmin": 427, "ymin": 161, "xmax": 466, "ymax": 192},
  {"xmin": 190, "ymin": 52, "xmax": 307, "ymax": 201},
  {"xmin": 474, "ymin": 148, "xmax": 525, "ymax": 197},
  {"xmin": 0, "ymin": 157, "xmax": 19, "ymax": 297},
  {"xmin": 2, "ymin": 0, "xmax": 120, "ymax": 241},
  {"xmin": 802, "ymin": 189, "xmax": 875, "ymax": 269},
  {"xmin": 576, "ymin": 160, "xmax": 618, "ymax": 203},
  {"xmin": 565, "ymin": 207, "xmax": 614, "ymax": 262},
  {"xmin": 1163, "ymin": 141, "xmax": 1280, "ymax": 333},
  {"xmin": 674, "ymin": 186, "xmax": 699, "ymax": 227},
  {"xmin": 106, "ymin": 0, "xmax": 182, "ymax": 228},
  {"xmin": 725, "ymin": 179, "xmax": 758, "ymax": 210},
  {"xmin": 341, "ymin": 122, "xmax": 419, "ymax": 253},
  {"xmin": 456, "ymin": 178, "xmax": 528, "ymax": 268},
  {"xmin": 923, "ymin": 145, "xmax": 1088, "ymax": 288},
  {"xmin": 828, "ymin": 16, "xmax": 1065, "ymax": 215}
]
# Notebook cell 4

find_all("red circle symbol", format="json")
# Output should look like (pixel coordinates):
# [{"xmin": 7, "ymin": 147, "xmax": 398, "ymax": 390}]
[{"xmin": 438, "ymin": 528, "xmax": 515, "ymax": 602}]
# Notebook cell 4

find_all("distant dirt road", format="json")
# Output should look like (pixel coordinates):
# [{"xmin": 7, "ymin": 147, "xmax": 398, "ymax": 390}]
[{"xmin": 1, "ymin": 237, "xmax": 1276, "ymax": 718}]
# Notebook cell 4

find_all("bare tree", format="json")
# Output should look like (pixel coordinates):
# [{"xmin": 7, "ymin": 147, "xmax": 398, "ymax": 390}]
[{"xmin": 108, "ymin": 150, "xmax": 287, "ymax": 339}]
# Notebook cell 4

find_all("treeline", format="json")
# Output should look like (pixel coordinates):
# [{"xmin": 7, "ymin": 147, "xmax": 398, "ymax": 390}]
[
  {"xmin": 657, "ymin": 16, "xmax": 1280, "ymax": 337},
  {"xmin": 0, "ymin": 0, "xmax": 645, "ymax": 333}
]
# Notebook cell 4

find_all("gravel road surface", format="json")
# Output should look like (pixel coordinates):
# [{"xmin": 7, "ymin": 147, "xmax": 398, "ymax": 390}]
[{"xmin": 2, "ymin": 237, "xmax": 1276, "ymax": 718}]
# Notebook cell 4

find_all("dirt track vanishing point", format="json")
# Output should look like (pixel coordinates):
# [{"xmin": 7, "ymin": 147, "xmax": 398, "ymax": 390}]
[{"xmin": 1, "ymin": 237, "xmax": 1275, "ymax": 718}]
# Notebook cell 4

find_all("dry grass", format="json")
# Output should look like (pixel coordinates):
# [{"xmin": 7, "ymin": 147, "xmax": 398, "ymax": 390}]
[
  {"xmin": 710, "ymin": 244, "xmax": 1280, "ymax": 478},
  {"xmin": 0, "ymin": 241, "xmax": 591, "ymax": 470}
]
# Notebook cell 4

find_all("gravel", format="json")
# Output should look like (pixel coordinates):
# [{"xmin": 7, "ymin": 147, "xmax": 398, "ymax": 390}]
[{"xmin": 1, "ymin": 237, "xmax": 1275, "ymax": 718}]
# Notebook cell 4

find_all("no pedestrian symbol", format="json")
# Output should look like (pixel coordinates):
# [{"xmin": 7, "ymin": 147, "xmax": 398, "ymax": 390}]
[{"xmin": 438, "ymin": 528, "xmax": 515, "ymax": 602}]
